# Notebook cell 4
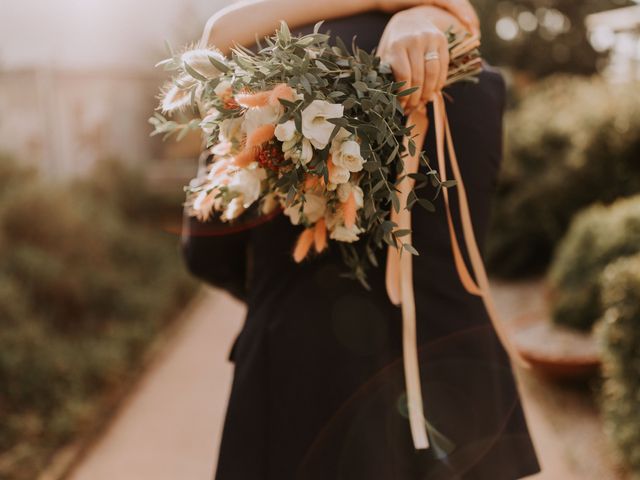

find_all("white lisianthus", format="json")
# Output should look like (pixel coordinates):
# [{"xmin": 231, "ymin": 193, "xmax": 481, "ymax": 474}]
[
  {"xmin": 214, "ymin": 79, "xmax": 233, "ymax": 97},
  {"xmin": 274, "ymin": 120, "xmax": 297, "ymax": 142},
  {"xmin": 219, "ymin": 117, "xmax": 244, "ymax": 144},
  {"xmin": 221, "ymin": 197, "xmax": 245, "ymax": 221},
  {"xmin": 284, "ymin": 192, "xmax": 326, "ymax": 225},
  {"xmin": 337, "ymin": 183, "xmax": 364, "ymax": 207},
  {"xmin": 227, "ymin": 167, "xmax": 267, "ymax": 208},
  {"xmin": 330, "ymin": 224, "xmax": 363, "ymax": 243},
  {"xmin": 333, "ymin": 140, "xmax": 364, "ymax": 172},
  {"xmin": 243, "ymin": 105, "xmax": 281, "ymax": 137},
  {"xmin": 182, "ymin": 49, "xmax": 226, "ymax": 79},
  {"xmin": 301, "ymin": 100, "xmax": 344, "ymax": 149}
]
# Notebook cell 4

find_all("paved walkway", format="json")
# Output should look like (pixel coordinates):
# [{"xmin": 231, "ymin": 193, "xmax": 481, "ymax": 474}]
[{"xmin": 67, "ymin": 282, "xmax": 620, "ymax": 480}]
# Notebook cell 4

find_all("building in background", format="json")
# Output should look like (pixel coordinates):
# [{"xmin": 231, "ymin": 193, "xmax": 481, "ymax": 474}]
[
  {"xmin": 0, "ymin": 0, "xmax": 229, "ymax": 180},
  {"xmin": 586, "ymin": 5, "xmax": 640, "ymax": 81}
]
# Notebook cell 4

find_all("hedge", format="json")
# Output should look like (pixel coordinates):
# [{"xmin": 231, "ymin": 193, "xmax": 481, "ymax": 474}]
[
  {"xmin": 547, "ymin": 196, "xmax": 640, "ymax": 331},
  {"xmin": 487, "ymin": 76, "xmax": 640, "ymax": 278},
  {"xmin": 598, "ymin": 254, "xmax": 640, "ymax": 477},
  {"xmin": 0, "ymin": 157, "xmax": 195, "ymax": 480}
]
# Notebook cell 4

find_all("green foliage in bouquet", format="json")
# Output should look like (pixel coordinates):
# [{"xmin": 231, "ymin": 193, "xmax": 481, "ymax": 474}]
[
  {"xmin": 548, "ymin": 195, "xmax": 640, "ymax": 331},
  {"xmin": 598, "ymin": 253, "xmax": 640, "ymax": 477},
  {"xmin": 487, "ymin": 76, "xmax": 640, "ymax": 278},
  {"xmin": 0, "ymin": 157, "xmax": 194, "ymax": 480},
  {"xmin": 150, "ymin": 22, "xmax": 480, "ymax": 286}
]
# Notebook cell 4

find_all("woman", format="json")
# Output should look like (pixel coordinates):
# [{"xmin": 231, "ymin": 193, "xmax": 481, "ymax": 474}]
[{"xmin": 183, "ymin": 1, "xmax": 541, "ymax": 478}]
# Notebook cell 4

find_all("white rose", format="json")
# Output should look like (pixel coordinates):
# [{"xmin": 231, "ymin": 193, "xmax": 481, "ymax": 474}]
[
  {"xmin": 337, "ymin": 183, "xmax": 364, "ymax": 207},
  {"xmin": 284, "ymin": 192, "xmax": 326, "ymax": 225},
  {"xmin": 274, "ymin": 120, "xmax": 297, "ymax": 142},
  {"xmin": 182, "ymin": 49, "xmax": 226, "ymax": 79},
  {"xmin": 214, "ymin": 80, "xmax": 232, "ymax": 97},
  {"xmin": 301, "ymin": 100, "xmax": 344, "ymax": 149},
  {"xmin": 333, "ymin": 140, "xmax": 364, "ymax": 172},
  {"xmin": 329, "ymin": 158, "xmax": 350, "ymax": 185},
  {"xmin": 243, "ymin": 104, "xmax": 281, "ymax": 137},
  {"xmin": 219, "ymin": 117, "xmax": 244, "ymax": 143},
  {"xmin": 221, "ymin": 197, "xmax": 245, "ymax": 221},
  {"xmin": 330, "ymin": 224, "xmax": 363, "ymax": 243},
  {"xmin": 227, "ymin": 167, "xmax": 266, "ymax": 208}
]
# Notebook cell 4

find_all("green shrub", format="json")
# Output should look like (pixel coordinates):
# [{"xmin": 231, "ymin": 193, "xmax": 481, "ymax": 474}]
[
  {"xmin": 487, "ymin": 76, "xmax": 640, "ymax": 277},
  {"xmin": 0, "ymin": 157, "xmax": 195, "ymax": 479},
  {"xmin": 547, "ymin": 196, "xmax": 640, "ymax": 330},
  {"xmin": 598, "ymin": 254, "xmax": 640, "ymax": 477}
]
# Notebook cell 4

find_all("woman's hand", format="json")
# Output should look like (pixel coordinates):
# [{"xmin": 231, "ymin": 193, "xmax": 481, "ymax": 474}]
[
  {"xmin": 377, "ymin": 0, "xmax": 479, "ymax": 35},
  {"xmin": 378, "ymin": 6, "xmax": 465, "ymax": 109}
]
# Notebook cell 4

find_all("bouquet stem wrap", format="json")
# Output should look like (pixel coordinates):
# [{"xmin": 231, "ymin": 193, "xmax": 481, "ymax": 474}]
[{"xmin": 386, "ymin": 92, "xmax": 528, "ymax": 451}]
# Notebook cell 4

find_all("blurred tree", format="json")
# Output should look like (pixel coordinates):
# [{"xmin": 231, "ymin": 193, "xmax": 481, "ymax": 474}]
[{"xmin": 473, "ymin": 0, "xmax": 633, "ymax": 77}]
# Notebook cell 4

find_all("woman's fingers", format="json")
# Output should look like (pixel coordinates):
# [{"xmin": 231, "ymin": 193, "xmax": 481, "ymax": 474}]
[
  {"xmin": 408, "ymin": 46, "xmax": 425, "ymax": 108},
  {"xmin": 430, "ymin": 0, "xmax": 479, "ymax": 34},
  {"xmin": 420, "ymin": 31, "xmax": 447, "ymax": 103},
  {"xmin": 421, "ymin": 52, "xmax": 440, "ymax": 104},
  {"xmin": 436, "ymin": 40, "xmax": 449, "ymax": 92},
  {"xmin": 390, "ymin": 48, "xmax": 412, "ymax": 109}
]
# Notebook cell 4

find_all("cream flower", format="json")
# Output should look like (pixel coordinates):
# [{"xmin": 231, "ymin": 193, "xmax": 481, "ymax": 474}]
[
  {"xmin": 182, "ymin": 49, "xmax": 226, "ymax": 79},
  {"xmin": 284, "ymin": 192, "xmax": 326, "ymax": 225},
  {"xmin": 221, "ymin": 197, "xmax": 245, "ymax": 221},
  {"xmin": 301, "ymin": 100, "xmax": 344, "ymax": 149},
  {"xmin": 330, "ymin": 224, "xmax": 363, "ymax": 243},
  {"xmin": 227, "ymin": 167, "xmax": 266, "ymax": 208},
  {"xmin": 243, "ymin": 104, "xmax": 281, "ymax": 137},
  {"xmin": 160, "ymin": 75, "xmax": 195, "ymax": 113},
  {"xmin": 274, "ymin": 120, "xmax": 297, "ymax": 142},
  {"xmin": 333, "ymin": 140, "xmax": 364, "ymax": 172},
  {"xmin": 201, "ymin": 110, "xmax": 220, "ymax": 135},
  {"xmin": 337, "ymin": 183, "xmax": 364, "ymax": 207},
  {"xmin": 330, "ymin": 127, "xmax": 352, "ymax": 151},
  {"xmin": 284, "ymin": 138, "xmax": 313, "ymax": 165},
  {"xmin": 299, "ymin": 139, "xmax": 313, "ymax": 165},
  {"xmin": 192, "ymin": 190, "xmax": 216, "ymax": 221},
  {"xmin": 329, "ymin": 157, "xmax": 350, "ymax": 186},
  {"xmin": 219, "ymin": 117, "xmax": 244, "ymax": 144}
]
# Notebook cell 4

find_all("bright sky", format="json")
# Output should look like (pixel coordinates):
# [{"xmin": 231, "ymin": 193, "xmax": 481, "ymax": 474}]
[{"xmin": 0, "ymin": 0, "xmax": 231, "ymax": 69}]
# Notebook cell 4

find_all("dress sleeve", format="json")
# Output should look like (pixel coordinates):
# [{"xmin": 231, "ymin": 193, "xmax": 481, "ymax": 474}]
[{"xmin": 180, "ymin": 212, "xmax": 251, "ymax": 303}]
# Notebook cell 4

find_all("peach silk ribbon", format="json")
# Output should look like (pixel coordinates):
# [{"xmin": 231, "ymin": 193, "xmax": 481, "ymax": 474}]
[{"xmin": 385, "ymin": 91, "xmax": 529, "ymax": 450}]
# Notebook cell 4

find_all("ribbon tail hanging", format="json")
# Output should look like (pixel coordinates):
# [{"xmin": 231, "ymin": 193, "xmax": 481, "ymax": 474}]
[
  {"xmin": 385, "ymin": 91, "xmax": 530, "ymax": 452},
  {"xmin": 386, "ymin": 107, "xmax": 430, "ymax": 450}
]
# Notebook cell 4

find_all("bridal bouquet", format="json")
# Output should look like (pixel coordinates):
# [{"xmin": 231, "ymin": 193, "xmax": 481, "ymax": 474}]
[{"xmin": 150, "ymin": 22, "xmax": 481, "ymax": 285}]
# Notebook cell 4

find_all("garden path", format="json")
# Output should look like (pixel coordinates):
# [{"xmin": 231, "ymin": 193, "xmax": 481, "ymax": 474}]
[{"xmin": 67, "ymin": 282, "xmax": 621, "ymax": 480}]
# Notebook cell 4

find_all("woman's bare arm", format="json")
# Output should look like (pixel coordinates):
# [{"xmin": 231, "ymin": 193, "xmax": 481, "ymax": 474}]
[
  {"xmin": 200, "ymin": 0, "xmax": 478, "ymax": 53},
  {"xmin": 200, "ymin": 0, "xmax": 374, "ymax": 52}
]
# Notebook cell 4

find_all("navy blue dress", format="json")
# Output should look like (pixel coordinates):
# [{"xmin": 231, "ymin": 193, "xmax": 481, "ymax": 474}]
[{"xmin": 182, "ymin": 12, "xmax": 541, "ymax": 480}]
